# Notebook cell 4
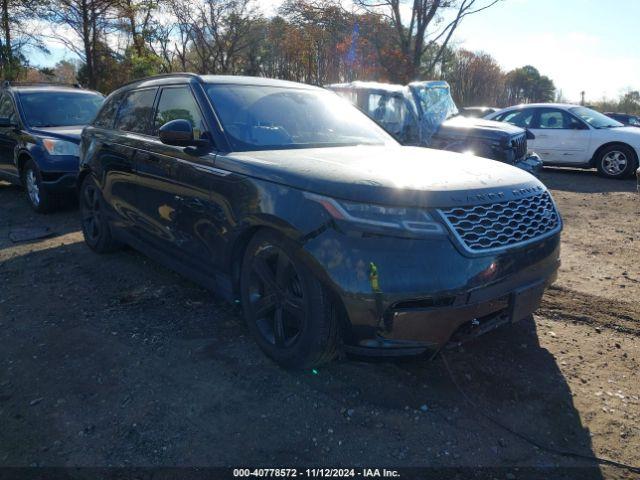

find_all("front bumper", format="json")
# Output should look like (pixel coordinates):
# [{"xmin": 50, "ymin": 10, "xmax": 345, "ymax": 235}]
[
  {"xmin": 40, "ymin": 171, "xmax": 78, "ymax": 192},
  {"xmin": 304, "ymin": 226, "xmax": 561, "ymax": 356},
  {"xmin": 514, "ymin": 152, "xmax": 543, "ymax": 176}
]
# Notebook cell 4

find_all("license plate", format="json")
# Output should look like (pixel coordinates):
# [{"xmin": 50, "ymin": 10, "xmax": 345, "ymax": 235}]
[{"xmin": 509, "ymin": 281, "xmax": 546, "ymax": 322}]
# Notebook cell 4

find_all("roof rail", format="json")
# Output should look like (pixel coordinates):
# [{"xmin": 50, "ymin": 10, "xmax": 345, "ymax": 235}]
[
  {"xmin": 1, "ymin": 80, "xmax": 84, "ymax": 89},
  {"xmin": 116, "ymin": 72, "xmax": 200, "ymax": 89}
]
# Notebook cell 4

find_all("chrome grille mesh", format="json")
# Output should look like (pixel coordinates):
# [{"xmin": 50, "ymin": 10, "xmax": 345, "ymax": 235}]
[{"xmin": 440, "ymin": 192, "xmax": 560, "ymax": 252}]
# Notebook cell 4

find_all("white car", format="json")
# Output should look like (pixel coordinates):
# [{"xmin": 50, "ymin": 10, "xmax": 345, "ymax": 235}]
[{"xmin": 486, "ymin": 103, "xmax": 640, "ymax": 179}]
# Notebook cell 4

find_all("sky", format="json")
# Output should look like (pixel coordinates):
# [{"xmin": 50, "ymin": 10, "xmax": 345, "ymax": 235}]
[{"xmin": 27, "ymin": 0, "xmax": 640, "ymax": 103}]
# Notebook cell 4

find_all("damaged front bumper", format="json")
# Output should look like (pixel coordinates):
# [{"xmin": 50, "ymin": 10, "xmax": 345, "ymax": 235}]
[
  {"xmin": 303, "ymin": 226, "xmax": 561, "ymax": 357},
  {"xmin": 514, "ymin": 152, "xmax": 543, "ymax": 177}
]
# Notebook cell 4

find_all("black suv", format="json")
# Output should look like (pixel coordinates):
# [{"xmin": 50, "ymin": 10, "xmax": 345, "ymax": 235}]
[
  {"xmin": 0, "ymin": 82, "xmax": 104, "ymax": 212},
  {"xmin": 79, "ymin": 74, "xmax": 562, "ymax": 368}
]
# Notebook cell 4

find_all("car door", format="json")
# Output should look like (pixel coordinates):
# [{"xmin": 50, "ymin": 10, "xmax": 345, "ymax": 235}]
[
  {"xmin": 528, "ymin": 108, "xmax": 592, "ymax": 164},
  {"xmin": 0, "ymin": 93, "xmax": 20, "ymax": 180},
  {"xmin": 135, "ymin": 84, "xmax": 217, "ymax": 270},
  {"xmin": 107, "ymin": 87, "xmax": 159, "ymax": 238}
]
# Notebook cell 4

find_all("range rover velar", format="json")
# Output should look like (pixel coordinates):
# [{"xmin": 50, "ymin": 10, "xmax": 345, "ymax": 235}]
[{"xmin": 79, "ymin": 74, "xmax": 562, "ymax": 368}]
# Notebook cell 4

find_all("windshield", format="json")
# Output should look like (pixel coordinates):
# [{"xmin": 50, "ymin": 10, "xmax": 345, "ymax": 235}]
[
  {"xmin": 411, "ymin": 84, "xmax": 459, "ymax": 143},
  {"xmin": 19, "ymin": 91, "xmax": 104, "ymax": 127},
  {"xmin": 206, "ymin": 84, "xmax": 395, "ymax": 151},
  {"xmin": 413, "ymin": 85, "xmax": 459, "ymax": 120},
  {"xmin": 569, "ymin": 106, "xmax": 623, "ymax": 129}
]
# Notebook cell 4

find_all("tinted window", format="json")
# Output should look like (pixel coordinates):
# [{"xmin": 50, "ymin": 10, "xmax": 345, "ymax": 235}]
[
  {"xmin": 0, "ymin": 94, "xmax": 16, "ymax": 121},
  {"xmin": 154, "ymin": 87, "xmax": 207, "ymax": 140},
  {"xmin": 18, "ymin": 91, "xmax": 103, "ymax": 127},
  {"xmin": 206, "ymin": 84, "xmax": 394, "ymax": 151},
  {"xmin": 500, "ymin": 109, "xmax": 534, "ymax": 128},
  {"xmin": 94, "ymin": 92, "xmax": 124, "ymax": 129},
  {"xmin": 115, "ymin": 88, "xmax": 157, "ymax": 134}
]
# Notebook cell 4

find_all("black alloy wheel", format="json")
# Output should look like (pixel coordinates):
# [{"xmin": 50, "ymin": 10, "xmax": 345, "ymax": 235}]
[
  {"xmin": 241, "ymin": 230, "xmax": 339, "ymax": 368},
  {"xmin": 247, "ymin": 242, "xmax": 306, "ymax": 348},
  {"xmin": 80, "ymin": 175, "xmax": 120, "ymax": 253}
]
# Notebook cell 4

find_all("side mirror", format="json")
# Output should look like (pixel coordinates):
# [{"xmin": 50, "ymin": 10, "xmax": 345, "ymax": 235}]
[
  {"xmin": 525, "ymin": 129, "xmax": 535, "ymax": 140},
  {"xmin": 0, "ymin": 116, "xmax": 15, "ymax": 128},
  {"xmin": 159, "ymin": 119, "xmax": 206, "ymax": 147}
]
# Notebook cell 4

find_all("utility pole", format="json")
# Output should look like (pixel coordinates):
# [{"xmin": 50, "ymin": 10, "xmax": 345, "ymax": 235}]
[{"xmin": 580, "ymin": 91, "xmax": 585, "ymax": 106}]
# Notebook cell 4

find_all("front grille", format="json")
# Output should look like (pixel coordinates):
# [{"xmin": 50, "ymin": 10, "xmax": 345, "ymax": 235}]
[
  {"xmin": 439, "ymin": 192, "xmax": 560, "ymax": 253},
  {"xmin": 510, "ymin": 133, "xmax": 527, "ymax": 160}
]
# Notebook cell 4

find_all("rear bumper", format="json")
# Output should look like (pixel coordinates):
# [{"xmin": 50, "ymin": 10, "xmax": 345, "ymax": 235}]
[{"xmin": 304, "ymin": 227, "xmax": 561, "ymax": 357}]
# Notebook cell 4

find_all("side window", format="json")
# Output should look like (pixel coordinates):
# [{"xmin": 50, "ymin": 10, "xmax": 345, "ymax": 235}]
[
  {"xmin": 114, "ymin": 88, "xmax": 157, "ymax": 134},
  {"xmin": 537, "ymin": 109, "xmax": 567, "ymax": 129},
  {"xmin": 501, "ymin": 109, "xmax": 534, "ymax": 128},
  {"xmin": 94, "ymin": 92, "xmax": 123, "ymax": 129},
  {"xmin": 154, "ymin": 87, "xmax": 207, "ymax": 140},
  {"xmin": 534, "ymin": 109, "xmax": 584, "ymax": 130},
  {"xmin": 365, "ymin": 93, "xmax": 406, "ymax": 138},
  {"xmin": 0, "ymin": 94, "xmax": 16, "ymax": 121}
]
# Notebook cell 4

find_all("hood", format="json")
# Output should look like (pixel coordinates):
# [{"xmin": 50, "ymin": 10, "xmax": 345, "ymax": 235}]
[
  {"xmin": 216, "ymin": 146, "xmax": 544, "ymax": 208},
  {"xmin": 29, "ymin": 126, "xmax": 83, "ymax": 143},
  {"xmin": 441, "ymin": 115, "xmax": 525, "ymax": 137},
  {"xmin": 609, "ymin": 126, "xmax": 640, "ymax": 137}
]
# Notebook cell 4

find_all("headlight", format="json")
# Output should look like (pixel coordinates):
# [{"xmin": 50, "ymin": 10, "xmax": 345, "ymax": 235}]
[
  {"xmin": 42, "ymin": 139, "xmax": 80, "ymax": 156},
  {"xmin": 304, "ymin": 192, "xmax": 445, "ymax": 236}
]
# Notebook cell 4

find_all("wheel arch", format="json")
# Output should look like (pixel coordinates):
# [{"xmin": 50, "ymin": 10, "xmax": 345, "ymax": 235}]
[
  {"xmin": 16, "ymin": 151, "xmax": 33, "ymax": 181},
  {"xmin": 590, "ymin": 141, "xmax": 639, "ymax": 168},
  {"xmin": 76, "ymin": 167, "xmax": 93, "ymax": 194},
  {"xmin": 229, "ymin": 224, "xmax": 354, "ymax": 345}
]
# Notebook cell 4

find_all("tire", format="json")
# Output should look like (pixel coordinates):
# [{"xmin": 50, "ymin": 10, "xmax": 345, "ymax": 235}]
[
  {"xmin": 22, "ymin": 159, "xmax": 56, "ymax": 213},
  {"xmin": 595, "ymin": 144, "xmax": 637, "ymax": 179},
  {"xmin": 240, "ymin": 230, "xmax": 340, "ymax": 369},
  {"xmin": 79, "ymin": 174, "xmax": 121, "ymax": 253}
]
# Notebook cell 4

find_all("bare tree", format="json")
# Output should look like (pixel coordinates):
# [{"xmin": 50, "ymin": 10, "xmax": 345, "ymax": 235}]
[
  {"xmin": 353, "ymin": 0, "xmax": 502, "ymax": 82},
  {"xmin": 46, "ymin": 0, "xmax": 117, "ymax": 88},
  {"xmin": 1, "ymin": 0, "xmax": 48, "ymax": 79},
  {"xmin": 116, "ymin": 0, "xmax": 159, "ymax": 56},
  {"xmin": 166, "ymin": 0, "xmax": 262, "ymax": 74},
  {"xmin": 446, "ymin": 49, "xmax": 504, "ymax": 106}
]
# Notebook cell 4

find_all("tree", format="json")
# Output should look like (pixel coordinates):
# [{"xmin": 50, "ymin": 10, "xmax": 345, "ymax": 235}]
[
  {"xmin": 167, "ymin": 0, "xmax": 263, "ymax": 75},
  {"xmin": 46, "ymin": 0, "xmax": 117, "ymax": 89},
  {"xmin": 0, "ymin": 0, "xmax": 48, "ymax": 79},
  {"xmin": 353, "ymin": 0, "xmax": 502, "ymax": 83},
  {"xmin": 446, "ymin": 49, "xmax": 504, "ymax": 106},
  {"xmin": 618, "ymin": 90, "xmax": 640, "ymax": 114},
  {"xmin": 116, "ymin": 0, "xmax": 159, "ymax": 57},
  {"xmin": 504, "ymin": 65, "xmax": 555, "ymax": 104}
]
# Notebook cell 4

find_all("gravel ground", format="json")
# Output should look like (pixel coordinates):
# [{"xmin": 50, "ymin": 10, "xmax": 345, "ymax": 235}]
[{"xmin": 0, "ymin": 168, "xmax": 638, "ymax": 479}]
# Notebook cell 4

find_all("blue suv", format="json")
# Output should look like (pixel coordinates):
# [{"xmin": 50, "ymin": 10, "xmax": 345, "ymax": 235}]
[{"xmin": 0, "ymin": 82, "xmax": 103, "ymax": 212}]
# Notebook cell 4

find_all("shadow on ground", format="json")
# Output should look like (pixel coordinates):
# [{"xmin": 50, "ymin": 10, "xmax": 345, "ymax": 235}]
[
  {"xmin": 539, "ymin": 167, "xmax": 636, "ymax": 194},
  {"xmin": 0, "ymin": 242, "xmax": 607, "ymax": 478}
]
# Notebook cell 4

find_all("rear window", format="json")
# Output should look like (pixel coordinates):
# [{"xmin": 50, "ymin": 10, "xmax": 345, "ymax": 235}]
[
  {"xmin": 114, "ymin": 88, "xmax": 157, "ymax": 134},
  {"xmin": 18, "ymin": 91, "xmax": 103, "ymax": 127}
]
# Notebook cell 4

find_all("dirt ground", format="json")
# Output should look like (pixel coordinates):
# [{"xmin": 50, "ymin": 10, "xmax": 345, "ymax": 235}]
[{"xmin": 0, "ymin": 168, "xmax": 638, "ymax": 479}]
